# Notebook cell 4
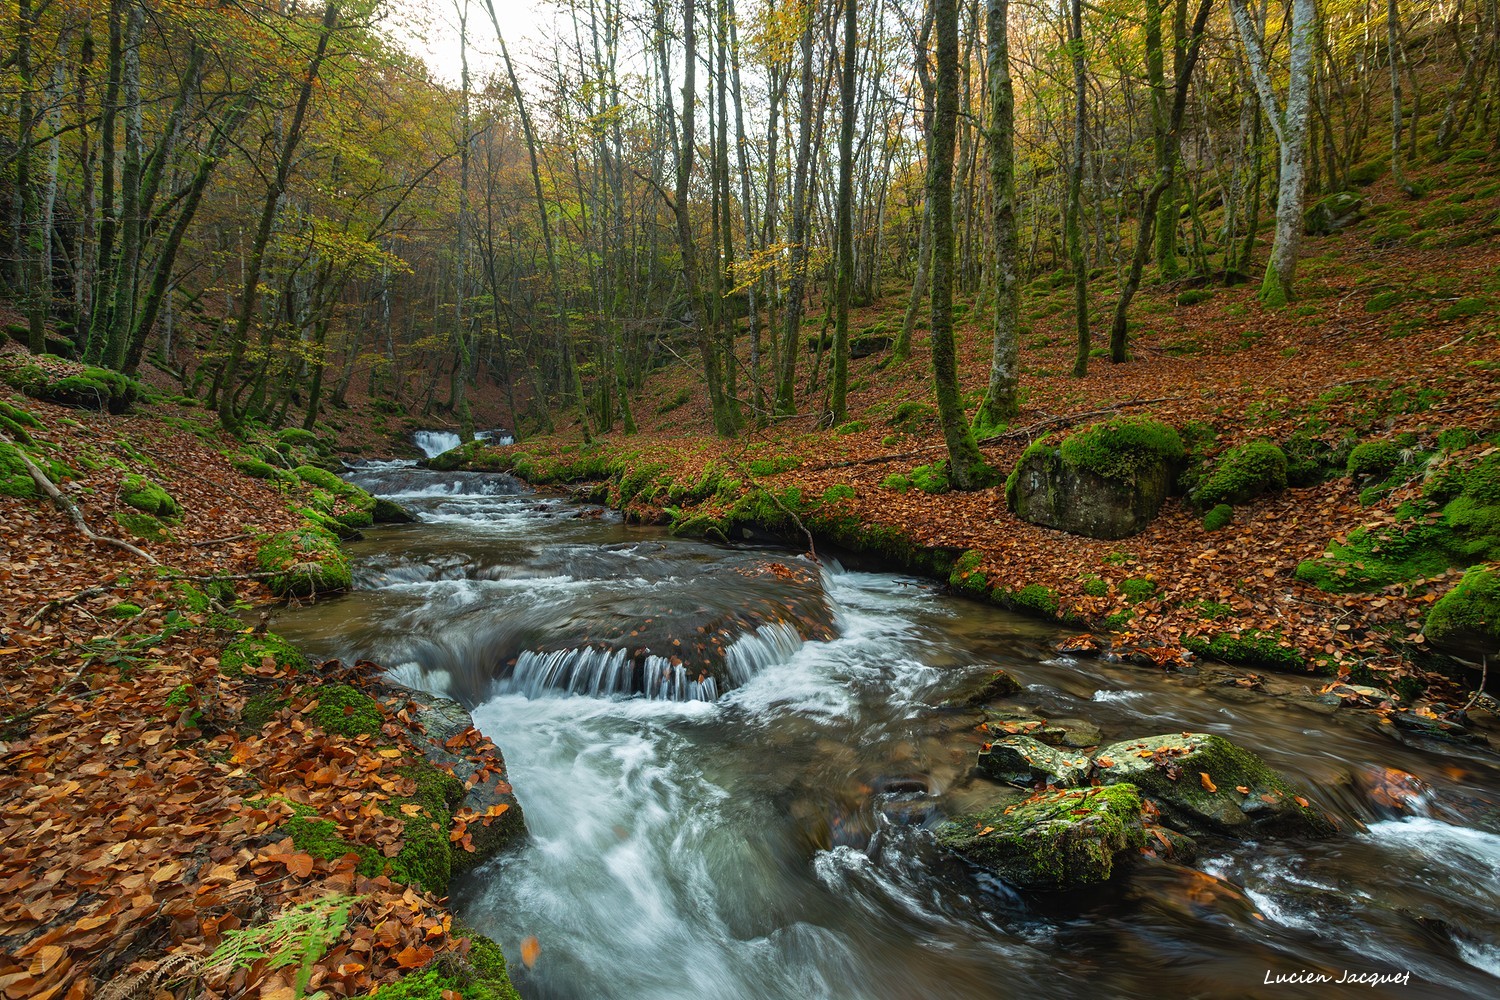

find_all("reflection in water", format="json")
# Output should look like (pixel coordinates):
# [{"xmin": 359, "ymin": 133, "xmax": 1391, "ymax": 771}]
[{"xmin": 272, "ymin": 462, "xmax": 1500, "ymax": 1000}]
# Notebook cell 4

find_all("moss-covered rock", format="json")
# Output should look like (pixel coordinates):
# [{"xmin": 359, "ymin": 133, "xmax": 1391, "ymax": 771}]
[
  {"xmin": 1181, "ymin": 629, "xmax": 1304, "ymax": 671},
  {"xmin": 1346, "ymin": 440, "xmax": 1401, "ymax": 479},
  {"xmin": 221, "ymin": 630, "xmax": 308, "ymax": 677},
  {"xmin": 1425, "ymin": 565, "xmax": 1500, "ymax": 659},
  {"xmin": 119, "ymin": 473, "xmax": 181, "ymax": 519},
  {"xmin": 1007, "ymin": 417, "xmax": 1183, "ymax": 539},
  {"xmin": 977, "ymin": 735, "xmax": 1091, "ymax": 788},
  {"xmin": 1202, "ymin": 503, "xmax": 1234, "ymax": 532},
  {"xmin": 372, "ymin": 497, "xmax": 417, "ymax": 523},
  {"xmin": 256, "ymin": 526, "xmax": 352, "ymax": 597},
  {"xmin": 952, "ymin": 668, "xmax": 1024, "ymax": 706},
  {"xmin": 305, "ymin": 683, "xmax": 383, "ymax": 737},
  {"xmin": 1095, "ymin": 733, "xmax": 1332, "ymax": 838},
  {"xmin": 1296, "ymin": 452, "xmax": 1499, "ymax": 593},
  {"xmin": 234, "ymin": 457, "xmax": 297, "ymax": 486},
  {"xmin": 114, "ymin": 510, "xmax": 174, "ymax": 542},
  {"xmin": 1192, "ymin": 440, "xmax": 1287, "ymax": 508},
  {"xmin": 370, "ymin": 928, "xmax": 522, "ymax": 1000},
  {"xmin": 0, "ymin": 399, "xmax": 40, "ymax": 443},
  {"xmin": 936, "ymin": 784, "xmax": 1148, "ymax": 890},
  {"xmin": 0, "ymin": 355, "xmax": 139, "ymax": 412},
  {"xmin": 0, "ymin": 440, "xmax": 74, "ymax": 499},
  {"xmin": 1305, "ymin": 190, "xmax": 1364, "ymax": 235}
]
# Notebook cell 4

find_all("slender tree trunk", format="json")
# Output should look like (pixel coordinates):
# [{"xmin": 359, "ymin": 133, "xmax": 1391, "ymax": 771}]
[
  {"xmin": 830, "ymin": 0, "xmax": 856, "ymax": 426},
  {"xmin": 976, "ymin": 0, "xmax": 1019, "ymax": 426},
  {"xmin": 775, "ymin": 10, "xmax": 816, "ymax": 415},
  {"xmin": 1387, "ymin": 0, "xmax": 1414, "ymax": 194},
  {"xmin": 219, "ymin": 1, "xmax": 340, "ymax": 431},
  {"xmin": 669, "ymin": 0, "xmax": 736, "ymax": 436},
  {"xmin": 16, "ymin": 0, "xmax": 46, "ymax": 351},
  {"xmin": 86, "ymin": 2, "xmax": 123, "ymax": 362},
  {"xmin": 895, "ymin": 10, "xmax": 936, "ymax": 366},
  {"xmin": 1109, "ymin": 0, "xmax": 1214, "ymax": 361},
  {"xmin": 1232, "ymin": 0, "xmax": 1316, "ymax": 306},
  {"xmin": 930, "ymin": 0, "xmax": 985, "ymax": 489},
  {"xmin": 1068, "ymin": 0, "xmax": 1090, "ymax": 378}
]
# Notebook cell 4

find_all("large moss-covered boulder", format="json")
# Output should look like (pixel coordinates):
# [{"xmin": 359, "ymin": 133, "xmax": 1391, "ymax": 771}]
[
  {"xmin": 936, "ymin": 784, "xmax": 1148, "ymax": 890},
  {"xmin": 977, "ymin": 735, "xmax": 1090, "ymax": 789},
  {"xmin": 372, "ymin": 497, "xmax": 417, "ymax": 523},
  {"xmin": 1006, "ymin": 417, "xmax": 1183, "ymax": 539},
  {"xmin": 294, "ymin": 464, "xmax": 381, "ymax": 529},
  {"xmin": 1425, "ymin": 565, "xmax": 1499, "ymax": 660},
  {"xmin": 256, "ymin": 526, "xmax": 352, "ymax": 597},
  {"xmin": 1094, "ymin": 733, "xmax": 1332, "ymax": 838}
]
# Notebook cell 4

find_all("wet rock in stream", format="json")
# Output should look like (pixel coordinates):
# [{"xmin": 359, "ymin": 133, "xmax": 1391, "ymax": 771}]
[
  {"xmin": 977, "ymin": 735, "xmax": 1090, "ymax": 789},
  {"xmin": 1095, "ymin": 733, "xmax": 1334, "ymax": 839},
  {"xmin": 936, "ymin": 785, "xmax": 1150, "ymax": 890}
]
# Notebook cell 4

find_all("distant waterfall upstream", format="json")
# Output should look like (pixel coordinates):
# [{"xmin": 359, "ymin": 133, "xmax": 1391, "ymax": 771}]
[{"xmin": 412, "ymin": 428, "xmax": 514, "ymax": 458}]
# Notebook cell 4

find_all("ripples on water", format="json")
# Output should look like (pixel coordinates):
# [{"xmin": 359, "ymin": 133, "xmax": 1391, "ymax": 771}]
[{"xmin": 270, "ymin": 460, "xmax": 1500, "ymax": 1000}]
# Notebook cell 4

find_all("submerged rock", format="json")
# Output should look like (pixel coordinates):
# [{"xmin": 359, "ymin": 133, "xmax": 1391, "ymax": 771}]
[
  {"xmin": 951, "ymin": 668, "xmax": 1024, "ymax": 706},
  {"xmin": 936, "ymin": 784, "xmax": 1148, "ymax": 890},
  {"xmin": 1094, "ymin": 733, "xmax": 1332, "ymax": 838},
  {"xmin": 977, "ymin": 734, "xmax": 1091, "ymax": 789}
]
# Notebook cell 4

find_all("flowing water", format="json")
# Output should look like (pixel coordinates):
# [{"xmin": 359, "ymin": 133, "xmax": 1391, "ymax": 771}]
[
  {"xmin": 273, "ymin": 456, "xmax": 1500, "ymax": 1000},
  {"xmin": 412, "ymin": 428, "xmax": 515, "ymax": 459}
]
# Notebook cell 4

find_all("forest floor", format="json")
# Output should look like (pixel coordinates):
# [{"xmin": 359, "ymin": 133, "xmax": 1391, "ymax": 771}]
[
  {"xmin": 0, "ymin": 401, "xmax": 521, "ymax": 998},
  {"xmin": 446, "ymin": 153, "xmax": 1500, "ymax": 707}
]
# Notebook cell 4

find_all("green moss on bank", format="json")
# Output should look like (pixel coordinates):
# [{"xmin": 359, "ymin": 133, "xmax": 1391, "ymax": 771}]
[{"xmin": 256, "ymin": 526, "xmax": 352, "ymax": 597}]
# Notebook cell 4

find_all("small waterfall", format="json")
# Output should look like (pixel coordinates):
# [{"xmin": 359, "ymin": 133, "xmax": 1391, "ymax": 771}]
[
  {"xmin": 413, "ymin": 430, "xmax": 462, "ymax": 458},
  {"xmin": 723, "ymin": 621, "xmax": 807, "ymax": 686},
  {"xmin": 505, "ymin": 647, "xmax": 719, "ymax": 702},
  {"xmin": 412, "ymin": 428, "xmax": 514, "ymax": 458}
]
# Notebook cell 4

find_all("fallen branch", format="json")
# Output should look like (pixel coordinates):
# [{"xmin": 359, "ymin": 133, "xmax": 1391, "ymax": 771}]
[
  {"xmin": 1461, "ymin": 655, "xmax": 1488, "ymax": 715},
  {"xmin": 24, "ymin": 585, "xmax": 111, "ymax": 628},
  {"xmin": 186, "ymin": 533, "xmax": 256, "ymax": 547},
  {"xmin": 0, "ymin": 431, "xmax": 158, "ymax": 564}
]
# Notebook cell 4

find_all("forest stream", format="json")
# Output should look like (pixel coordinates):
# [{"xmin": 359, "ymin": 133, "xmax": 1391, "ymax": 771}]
[{"xmin": 266, "ymin": 445, "xmax": 1500, "ymax": 1000}]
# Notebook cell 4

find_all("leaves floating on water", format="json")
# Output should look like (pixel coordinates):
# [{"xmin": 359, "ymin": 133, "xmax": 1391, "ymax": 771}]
[{"xmin": 521, "ymin": 935, "xmax": 541, "ymax": 969}]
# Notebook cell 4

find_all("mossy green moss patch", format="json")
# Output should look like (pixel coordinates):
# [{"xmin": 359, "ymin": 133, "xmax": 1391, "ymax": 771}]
[
  {"xmin": 221, "ymin": 631, "xmax": 308, "ymax": 677},
  {"xmin": 305, "ymin": 683, "xmax": 383, "ymax": 738},
  {"xmin": 1192, "ymin": 440, "xmax": 1287, "ymax": 508},
  {"xmin": 936, "ymin": 784, "xmax": 1147, "ymax": 890},
  {"xmin": 1181, "ymin": 629, "xmax": 1304, "ymax": 671},
  {"xmin": 369, "ymin": 928, "xmax": 521, "ymax": 1000},
  {"xmin": 1202, "ymin": 504, "xmax": 1234, "ymax": 532},
  {"xmin": 256, "ymin": 526, "xmax": 352, "ymax": 597},
  {"xmin": 119, "ymin": 473, "xmax": 181, "ymax": 519},
  {"xmin": 1056, "ymin": 416, "xmax": 1184, "ymax": 485},
  {"xmin": 1346, "ymin": 440, "xmax": 1402, "ymax": 479},
  {"xmin": 1425, "ymin": 565, "xmax": 1499, "ymax": 656},
  {"xmin": 282, "ymin": 760, "xmax": 469, "ymax": 897}
]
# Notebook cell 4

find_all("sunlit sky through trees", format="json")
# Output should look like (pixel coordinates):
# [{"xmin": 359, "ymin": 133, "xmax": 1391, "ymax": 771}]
[{"xmin": 396, "ymin": 0, "xmax": 555, "ymax": 85}]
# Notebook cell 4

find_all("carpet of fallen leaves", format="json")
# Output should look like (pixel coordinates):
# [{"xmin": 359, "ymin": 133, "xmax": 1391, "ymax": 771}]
[
  {"xmin": 492, "ymin": 217, "xmax": 1500, "ymax": 702},
  {"xmin": 0, "ymin": 403, "xmax": 502, "ymax": 998}
]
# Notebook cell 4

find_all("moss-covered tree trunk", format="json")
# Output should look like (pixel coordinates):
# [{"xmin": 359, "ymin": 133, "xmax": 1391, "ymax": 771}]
[
  {"xmin": 977, "ymin": 0, "xmax": 1020, "ymax": 427},
  {"xmin": 929, "ymin": 0, "xmax": 985, "ymax": 489}
]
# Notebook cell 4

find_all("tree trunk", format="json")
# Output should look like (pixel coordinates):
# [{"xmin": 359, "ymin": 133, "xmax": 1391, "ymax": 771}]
[
  {"xmin": 774, "ymin": 9, "xmax": 816, "ymax": 416},
  {"xmin": 976, "ymin": 0, "xmax": 1019, "ymax": 426},
  {"xmin": 1068, "ymin": 0, "xmax": 1090, "ymax": 378},
  {"xmin": 1232, "ymin": 0, "xmax": 1315, "ymax": 307},
  {"xmin": 929, "ymin": 0, "xmax": 986, "ymax": 489},
  {"xmin": 1109, "ymin": 0, "xmax": 1214, "ymax": 362},
  {"xmin": 830, "ymin": 0, "xmax": 857, "ymax": 426}
]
